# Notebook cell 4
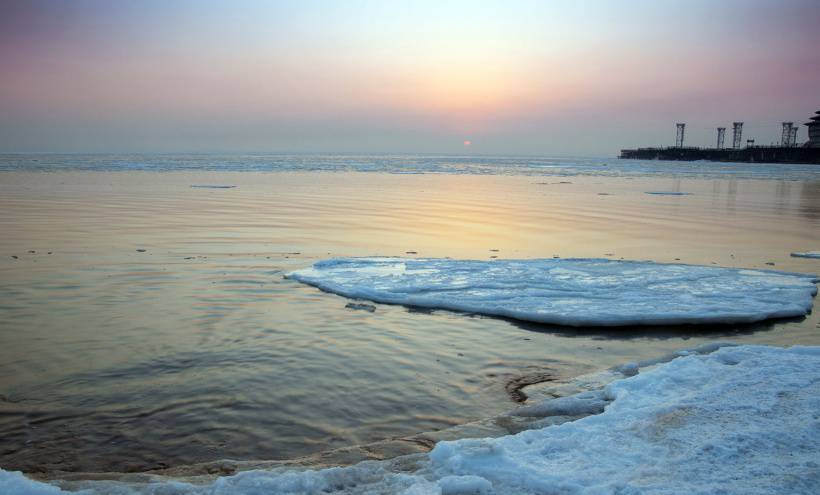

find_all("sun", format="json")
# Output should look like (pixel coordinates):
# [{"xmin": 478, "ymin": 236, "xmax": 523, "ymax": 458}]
[{"xmin": 463, "ymin": 140, "xmax": 472, "ymax": 147}]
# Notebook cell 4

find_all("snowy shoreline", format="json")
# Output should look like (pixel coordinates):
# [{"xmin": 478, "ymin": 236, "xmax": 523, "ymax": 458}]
[{"xmin": 4, "ymin": 343, "xmax": 819, "ymax": 494}]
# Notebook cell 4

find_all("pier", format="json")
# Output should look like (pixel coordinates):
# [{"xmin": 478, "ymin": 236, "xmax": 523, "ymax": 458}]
[
  {"xmin": 621, "ymin": 109, "xmax": 820, "ymax": 164},
  {"xmin": 619, "ymin": 146, "xmax": 820, "ymax": 164}
]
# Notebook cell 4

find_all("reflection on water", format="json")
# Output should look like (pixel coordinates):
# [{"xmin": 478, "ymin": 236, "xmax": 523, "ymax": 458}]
[{"xmin": 0, "ymin": 171, "xmax": 818, "ymax": 473}]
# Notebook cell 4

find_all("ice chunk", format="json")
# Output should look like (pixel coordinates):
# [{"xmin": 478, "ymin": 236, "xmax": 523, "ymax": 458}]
[
  {"xmin": 0, "ymin": 470, "xmax": 68, "ymax": 494},
  {"xmin": 791, "ymin": 251, "xmax": 820, "ymax": 259},
  {"xmin": 509, "ymin": 390, "xmax": 609, "ymax": 418},
  {"xmin": 422, "ymin": 345, "xmax": 820, "ymax": 495},
  {"xmin": 287, "ymin": 258, "xmax": 818, "ymax": 326},
  {"xmin": 436, "ymin": 475, "xmax": 493, "ymax": 494},
  {"xmin": 614, "ymin": 362, "xmax": 639, "ymax": 376}
]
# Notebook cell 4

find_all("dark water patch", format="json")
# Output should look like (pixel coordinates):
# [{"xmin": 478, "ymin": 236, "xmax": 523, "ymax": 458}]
[{"xmin": 505, "ymin": 372, "xmax": 557, "ymax": 403}]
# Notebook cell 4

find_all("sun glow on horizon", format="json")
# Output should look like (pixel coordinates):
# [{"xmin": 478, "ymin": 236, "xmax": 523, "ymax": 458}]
[{"xmin": 1, "ymin": 0, "xmax": 818, "ymax": 153}]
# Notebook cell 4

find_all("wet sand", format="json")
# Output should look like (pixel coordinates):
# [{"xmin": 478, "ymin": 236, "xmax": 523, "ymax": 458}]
[{"xmin": 0, "ymin": 171, "xmax": 818, "ymax": 474}]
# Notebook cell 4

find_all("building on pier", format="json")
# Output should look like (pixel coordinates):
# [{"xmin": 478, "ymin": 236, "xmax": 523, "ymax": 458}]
[{"xmin": 804, "ymin": 110, "xmax": 820, "ymax": 147}]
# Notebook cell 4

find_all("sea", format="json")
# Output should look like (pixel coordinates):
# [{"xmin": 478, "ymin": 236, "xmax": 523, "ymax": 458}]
[{"xmin": 0, "ymin": 153, "xmax": 818, "ymax": 476}]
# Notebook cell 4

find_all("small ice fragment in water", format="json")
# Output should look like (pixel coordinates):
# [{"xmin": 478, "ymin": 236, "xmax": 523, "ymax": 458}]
[
  {"xmin": 791, "ymin": 251, "xmax": 820, "ymax": 259},
  {"xmin": 511, "ymin": 389, "xmax": 609, "ymax": 418},
  {"xmin": 135, "ymin": 248, "xmax": 146, "ymax": 252},
  {"xmin": 345, "ymin": 302, "xmax": 376, "ymax": 312},
  {"xmin": 615, "ymin": 362, "xmax": 640, "ymax": 376},
  {"xmin": 287, "ymin": 257, "xmax": 818, "ymax": 327}
]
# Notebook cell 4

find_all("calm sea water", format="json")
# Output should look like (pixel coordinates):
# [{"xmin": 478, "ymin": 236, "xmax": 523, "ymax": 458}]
[
  {"xmin": 1, "ymin": 152, "xmax": 820, "ymax": 180},
  {"xmin": 0, "ymin": 155, "xmax": 819, "ymax": 474}
]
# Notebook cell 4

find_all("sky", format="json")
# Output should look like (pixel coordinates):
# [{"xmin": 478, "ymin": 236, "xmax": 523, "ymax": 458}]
[{"xmin": 1, "ymin": 0, "xmax": 819, "ymax": 155}]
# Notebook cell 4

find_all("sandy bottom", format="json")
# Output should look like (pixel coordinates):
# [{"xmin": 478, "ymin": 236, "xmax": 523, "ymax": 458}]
[{"xmin": 0, "ymin": 171, "xmax": 818, "ymax": 475}]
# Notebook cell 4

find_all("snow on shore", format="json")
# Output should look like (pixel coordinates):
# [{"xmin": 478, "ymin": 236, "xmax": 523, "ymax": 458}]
[
  {"xmin": 287, "ymin": 258, "xmax": 818, "ymax": 326},
  {"xmin": 3, "ymin": 344, "xmax": 819, "ymax": 494}
]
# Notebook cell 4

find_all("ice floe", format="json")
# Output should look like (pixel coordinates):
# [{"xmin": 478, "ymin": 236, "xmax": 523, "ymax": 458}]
[
  {"xmin": 4, "ymin": 344, "xmax": 819, "ymax": 494},
  {"xmin": 287, "ymin": 258, "xmax": 818, "ymax": 326},
  {"xmin": 791, "ymin": 251, "xmax": 820, "ymax": 259}
]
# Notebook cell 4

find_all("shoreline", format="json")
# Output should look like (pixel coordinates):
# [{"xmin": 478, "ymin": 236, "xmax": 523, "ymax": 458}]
[
  {"xmin": 17, "ymin": 342, "xmax": 724, "ymax": 484},
  {"xmin": 7, "ymin": 342, "xmax": 818, "ymax": 494}
]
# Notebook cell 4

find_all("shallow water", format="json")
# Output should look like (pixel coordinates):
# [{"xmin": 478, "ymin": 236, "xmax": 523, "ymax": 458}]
[{"xmin": 0, "ymin": 166, "xmax": 819, "ymax": 473}]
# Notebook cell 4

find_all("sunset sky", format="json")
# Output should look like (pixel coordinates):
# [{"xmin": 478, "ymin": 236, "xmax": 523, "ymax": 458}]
[{"xmin": 1, "ymin": 0, "xmax": 819, "ymax": 155}]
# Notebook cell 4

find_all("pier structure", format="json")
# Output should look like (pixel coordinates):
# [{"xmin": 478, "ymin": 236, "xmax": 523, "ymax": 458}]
[
  {"xmin": 782, "ymin": 122, "xmax": 794, "ymax": 146},
  {"xmin": 619, "ymin": 109, "xmax": 820, "ymax": 164},
  {"xmin": 675, "ymin": 123, "xmax": 685, "ymax": 148},
  {"xmin": 732, "ymin": 122, "xmax": 743, "ymax": 149},
  {"xmin": 806, "ymin": 111, "xmax": 820, "ymax": 147}
]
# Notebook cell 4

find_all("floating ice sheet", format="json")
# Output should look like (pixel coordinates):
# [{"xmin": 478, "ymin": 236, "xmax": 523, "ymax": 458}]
[
  {"xmin": 791, "ymin": 251, "xmax": 820, "ymax": 259},
  {"xmin": 4, "ymin": 345, "xmax": 819, "ymax": 494},
  {"xmin": 287, "ymin": 258, "xmax": 817, "ymax": 327}
]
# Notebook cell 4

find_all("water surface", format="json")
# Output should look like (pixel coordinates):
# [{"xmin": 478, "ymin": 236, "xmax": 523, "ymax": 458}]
[{"xmin": 0, "ymin": 165, "xmax": 819, "ymax": 473}]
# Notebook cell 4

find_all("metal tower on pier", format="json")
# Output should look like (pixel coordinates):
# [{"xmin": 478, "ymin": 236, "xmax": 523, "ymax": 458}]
[
  {"xmin": 790, "ymin": 126, "xmax": 798, "ymax": 146},
  {"xmin": 732, "ymin": 122, "xmax": 743, "ymax": 149},
  {"xmin": 782, "ymin": 122, "xmax": 794, "ymax": 146},
  {"xmin": 675, "ymin": 123, "xmax": 685, "ymax": 148},
  {"xmin": 716, "ymin": 127, "xmax": 726, "ymax": 149}
]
